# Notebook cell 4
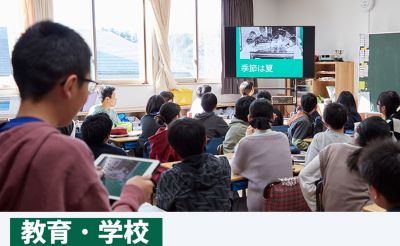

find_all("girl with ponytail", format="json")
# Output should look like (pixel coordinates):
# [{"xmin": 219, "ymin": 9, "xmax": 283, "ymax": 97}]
[
  {"xmin": 149, "ymin": 102, "xmax": 182, "ymax": 162},
  {"xmin": 231, "ymin": 99, "xmax": 293, "ymax": 211}
]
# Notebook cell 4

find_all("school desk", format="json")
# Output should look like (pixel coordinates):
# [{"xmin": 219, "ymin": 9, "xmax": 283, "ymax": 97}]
[
  {"xmin": 109, "ymin": 131, "xmax": 141, "ymax": 150},
  {"xmin": 362, "ymin": 203, "xmax": 386, "ymax": 212}
]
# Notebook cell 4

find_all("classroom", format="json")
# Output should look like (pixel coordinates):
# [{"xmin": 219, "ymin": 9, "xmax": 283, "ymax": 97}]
[{"xmin": 0, "ymin": 0, "xmax": 399, "ymax": 213}]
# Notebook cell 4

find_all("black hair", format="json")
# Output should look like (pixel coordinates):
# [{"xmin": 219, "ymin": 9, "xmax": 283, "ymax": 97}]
[
  {"xmin": 81, "ymin": 113, "xmax": 113, "ymax": 145},
  {"xmin": 377, "ymin": 91, "xmax": 400, "ymax": 118},
  {"xmin": 256, "ymin": 90, "xmax": 272, "ymax": 101},
  {"xmin": 58, "ymin": 121, "xmax": 74, "ymax": 136},
  {"xmin": 196, "ymin": 85, "xmax": 212, "ymax": 98},
  {"xmin": 201, "ymin": 92, "xmax": 218, "ymax": 112},
  {"xmin": 301, "ymin": 93, "xmax": 317, "ymax": 113},
  {"xmin": 347, "ymin": 116, "xmax": 392, "ymax": 172},
  {"xmin": 160, "ymin": 91, "xmax": 174, "ymax": 102},
  {"xmin": 249, "ymin": 99, "xmax": 273, "ymax": 130},
  {"xmin": 146, "ymin": 95, "xmax": 165, "ymax": 114},
  {"xmin": 168, "ymin": 118, "xmax": 206, "ymax": 158},
  {"xmin": 12, "ymin": 21, "xmax": 91, "ymax": 102},
  {"xmin": 337, "ymin": 91, "xmax": 358, "ymax": 115},
  {"xmin": 155, "ymin": 102, "xmax": 181, "ymax": 125},
  {"xmin": 323, "ymin": 102, "xmax": 347, "ymax": 130},
  {"xmin": 100, "ymin": 86, "xmax": 115, "ymax": 102},
  {"xmin": 239, "ymin": 81, "xmax": 254, "ymax": 96},
  {"xmin": 358, "ymin": 139, "xmax": 400, "ymax": 207},
  {"xmin": 234, "ymin": 96, "xmax": 256, "ymax": 122}
]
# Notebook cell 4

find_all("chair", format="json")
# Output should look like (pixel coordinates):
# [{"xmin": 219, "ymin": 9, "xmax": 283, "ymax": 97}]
[
  {"xmin": 271, "ymin": 125, "xmax": 289, "ymax": 134},
  {"xmin": 315, "ymin": 178, "xmax": 324, "ymax": 212},
  {"xmin": 263, "ymin": 177, "xmax": 311, "ymax": 212},
  {"xmin": 216, "ymin": 144, "xmax": 224, "ymax": 155},
  {"xmin": 143, "ymin": 141, "xmax": 151, "ymax": 158},
  {"xmin": 205, "ymin": 137, "xmax": 224, "ymax": 155}
]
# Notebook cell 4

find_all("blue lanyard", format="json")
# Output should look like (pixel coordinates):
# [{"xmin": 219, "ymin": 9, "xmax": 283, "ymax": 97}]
[{"xmin": 0, "ymin": 117, "xmax": 42, "ymax": 132}]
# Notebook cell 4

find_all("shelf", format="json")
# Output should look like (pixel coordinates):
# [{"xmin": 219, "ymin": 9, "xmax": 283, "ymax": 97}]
[{"xmin": 316, "ymin": 71, "xmax": 336, "ymax": 75}]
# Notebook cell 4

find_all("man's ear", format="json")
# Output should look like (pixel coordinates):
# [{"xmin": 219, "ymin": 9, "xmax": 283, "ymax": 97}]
[
  {"xmin": 247, "ymin": 114, "xmax": 252, "ymax": 122},
  {"xmin": 61, "ymin": 74, "xmax": 79, "ymax": 100}
]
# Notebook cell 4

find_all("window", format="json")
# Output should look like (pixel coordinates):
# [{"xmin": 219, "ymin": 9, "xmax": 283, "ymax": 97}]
[
  {"xmin": 169, "ymin": 0, "xmax": 222, "ymax": 82},
  {"xmin": 53, "ymin": 0, "xmax": 146, "ymax": 83},
  {"xmin": 0, "ymin": 27, "xmax": 12, "ymax": 77}
]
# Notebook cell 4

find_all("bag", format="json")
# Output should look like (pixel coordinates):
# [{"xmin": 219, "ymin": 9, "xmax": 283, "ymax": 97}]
[{"xmin": 263, "ymin": 177, "xmax": 311, "ymax": 211}]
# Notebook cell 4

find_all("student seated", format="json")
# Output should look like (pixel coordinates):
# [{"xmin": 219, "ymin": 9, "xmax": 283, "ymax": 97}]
[
  {"xmin": 232, "ymin": 99, "xmax": 293, "ymax": 211},
  {"xmin": 81, "ymin": 113, "xmax": 127, "ymax": 159},
  {"xmin": 305, "ymin": 103, "xmax": 352, "ymax": 164},
  {"xmin": 0, "ymin": 21, "xmax": 153, "ymax": 211},
  {"xmin": 358, "ymin": 139, "xmax": 400, "ymax": 212},
  {"xmin": 149, "ymin": 102, "xmax": 182, "ymax": 162},
  {"xmin": 377, "ymin": 91, "xmax": 400, "ymax": 140},
  {"xmin": 160, "ymin": 91, "xmax": 174, "ymax": 103},
  {"xmin": 194, "ymin": 92, "xmax": 228, "ymax": 139},
  {"xmin": 137, "ymin": 95, "xmax": 165, "ymax": 156},
  {"xmin": 288, "ymin": 93, "xmax": 318, "ymax": 150},
  {"xmin": 239, "ymin": 81, "xmax": 255, "ymax": 97},
  {"xmin": 58, "ymin": 120, "xmax": 76, "ymax": 137},
  {"xmin": 300, "ymin": 117, "xmax": 391, "ymax": 211},
  {"xmin": 156, "ymin": 118, "xmax": 231, "ymax": 211},
  {"xmin": 256, "ymin": 90, "xmax": 284, "ymax": 126},
  {"xmin": 337, "ymin": 91, "xmax": 362, "ymax": 133},
  {"xmin": 190, "ymin": 85, "xmax": 211, "ymax": 116},
  {"xmin": 89, "ymin": 86, "xmax": 120, "ymax": 126},
  {"xmin": 223, "ymin": 96, "xmax": 255, "ymax": 153}
]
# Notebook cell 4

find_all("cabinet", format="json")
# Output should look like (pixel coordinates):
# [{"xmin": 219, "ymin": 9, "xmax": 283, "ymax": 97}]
[{"xmin": 312, "ymin": 61, "xmax": 354, "ymax": 99}]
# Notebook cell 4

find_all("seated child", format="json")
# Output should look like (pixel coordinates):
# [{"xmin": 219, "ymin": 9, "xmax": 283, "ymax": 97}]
[
  {"xmin": 81, "ymin": 113, "xmax": 127, "ymax": 159},
  {"xmin": 149, "ymin": 102, "xmax": 182, "ymax": 162},
  {"xmin": 377, "ymin": 91, "xmax": 400, "ymax": 140},
  {"xmin": 256, "ymin": 90, "xmax": 284, "ymax": 126},
  {"xmin": 89, "ymin": 86, "xmax": 120, "ymax": 126},
  {"xmin": 239, "ymin": 81, "xmax": 254, "ymax": 97},
  {"xmin": 160, "ymin": 91, "xmax": 174, "ymax": 102},
  {"xmin": 358, "ymin": 139, "xmax": 400, "ymax": 211},
  {"xmin": 337, "ymin": 91, "xmax": 362, "ymax": 133},
  {"xmin": 138, "ymin": 95, "xmax": 165, "ymax": 156},
  {"xmin": 288, "ymin": 93, "xmax": 318, "ymax": 150},
  {"xmin": 232, "ymin": 99, "xmax": 293, "ymax": 211},
  {"xmin": 190, "ymin": 85, "xmax": 211, "ymax": 116},
  {"xmin": 300, "ymin": 117, "xmax": 391, "ymax": 211},
  {"xmin": 305, "ymin": 102, "xmax": 352, "ymax": 164},
  {"xmin": 194, "ymin": 92, "xmax": 228, "ymax": 139},
  {"xmin": 223, "ymin": 96, "xmax": 255, "ymax": 153},
  {"xmin": 156, "ymin": 118, "xmax": 231, "ymax": 211}
]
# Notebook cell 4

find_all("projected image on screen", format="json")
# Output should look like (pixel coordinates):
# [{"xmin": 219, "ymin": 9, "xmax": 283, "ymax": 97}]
[
  {"xmin": 240, "ymin": 26, "xmax": 303, "ymax": 59},
  {"xmin": 235, "ymin": 26, "xmax": 305, "ymax": 78}
]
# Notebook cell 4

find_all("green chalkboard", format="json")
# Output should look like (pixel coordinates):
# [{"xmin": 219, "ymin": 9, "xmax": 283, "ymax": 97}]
[{"xmin": 368, "ymin": 33, "xmax": 400, "ymax": 111}]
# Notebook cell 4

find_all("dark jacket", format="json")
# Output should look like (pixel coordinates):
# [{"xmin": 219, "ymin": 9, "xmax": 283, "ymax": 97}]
[
  {"xmin": 195, "ymin": 112, "xmax": 228, "ymax": 138},
  {"xmin": 139, "ymin": 113, "xmax": 161, "ymax": 145},
  {"xmin": 272, "ymin": 107, "xmax": 284, "ymax": 126},
  {"xmin": 156, "ymin": 153, "xmax": 231, "ymax": 211},
  {"xmin": 89, "ymin": 143, "xmax": 127, "ymax": 160},
  {"xmin": 344, "ymin": 111, "xmax": 362, "ymax": 132}
]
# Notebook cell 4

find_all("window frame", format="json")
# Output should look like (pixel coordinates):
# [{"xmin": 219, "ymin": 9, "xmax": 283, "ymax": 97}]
[{"xmin": 171, "ymin": 0, "xmax": 222, "ymax": 84}]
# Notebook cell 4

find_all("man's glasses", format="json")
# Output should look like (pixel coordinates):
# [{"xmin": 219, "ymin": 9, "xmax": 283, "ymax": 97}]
[{"xmin": 80, "ymin": 78, "xmax": 100, "ymax": 93}]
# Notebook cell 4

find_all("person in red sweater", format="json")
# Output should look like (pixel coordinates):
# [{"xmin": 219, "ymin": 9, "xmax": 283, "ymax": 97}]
[
  {"xmin": 0, "ymin": 21, "xmax": 153, "ymax": 211},
  {"xmin": 149, "ymin": 102, "xmax": 182, "ymax": 163}
]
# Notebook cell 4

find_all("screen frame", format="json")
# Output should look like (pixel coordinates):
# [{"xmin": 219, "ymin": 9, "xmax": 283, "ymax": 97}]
[
  {"xmin": 224, "ymin": 25, "xmax": 315, "ymax": 79},
  {"xmin": 94, "ymin": 154, "xmax": 160, "ymax": 200}
]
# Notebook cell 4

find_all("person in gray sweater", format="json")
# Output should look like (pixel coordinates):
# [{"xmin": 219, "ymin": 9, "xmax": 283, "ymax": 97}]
[
  {"xmin": 305, "ymin": 103, "xmax": 352, "ymax": 164},
  {"xmin": 232, "ymin": 99, "xmax": 293, "ymax": 211},
  {"xmin": 300, "ymin": 117, "xmax": 392, "ymax": 211},
  {"xmin": 195, "ymin": 93, "xmax": 228, "ymax": 139},
  {"xmin": 223, "ymin": 96, "xmax": 255, "ymax": 153}
]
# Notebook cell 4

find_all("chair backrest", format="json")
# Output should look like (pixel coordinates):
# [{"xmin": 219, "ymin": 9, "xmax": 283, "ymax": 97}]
[
  {"xmin": 205, "ymin": 137, "xmax": 224, "ymax": 155},
  {"xmin": 315, "ymin": 178, "xmax": 324, "ymax": 212},
  {"xmin": 263, "ymin": 177, "xmax": 311, "ymax": 212},
  {"xmin": 143, "ymin": 141, "xmax": 151, "ymax": 158},
  {"xmin": 216, "ymin": 144, "xmax": 224, "ymax": 155},
  {"xmin": 271, "ymin": 125, "xmax": 289, "ymax": 135}
]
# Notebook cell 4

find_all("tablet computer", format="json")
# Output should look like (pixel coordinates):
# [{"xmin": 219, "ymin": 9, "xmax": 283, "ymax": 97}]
[
  {"xmin": 292, "ymin": 154, "xmax": 306, "ymax": 163},
  {"xmin": 94, "ymin": 154, "xmax": 160, "ymax": 200}
]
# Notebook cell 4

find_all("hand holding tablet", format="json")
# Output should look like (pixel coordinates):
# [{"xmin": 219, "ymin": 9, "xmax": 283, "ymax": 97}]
[{"xmin": 126, "ymin": 175, "xmax": 154, "ymax": 202}]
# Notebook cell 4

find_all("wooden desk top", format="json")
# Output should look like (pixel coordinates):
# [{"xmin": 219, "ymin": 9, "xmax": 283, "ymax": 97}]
[
  {"xmin": 109, "ymin": 135, "xmax": 139, "ymax": 143},
  {"xmin": 362, "ymin": 203, "xmax": 386, "ymax": 212},
  {"xmin": 292, "ymin": 164, "xmax": 303, "ymax": 175}
]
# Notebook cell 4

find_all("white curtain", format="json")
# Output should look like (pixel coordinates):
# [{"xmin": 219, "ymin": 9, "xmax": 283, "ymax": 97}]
[
  {"xmin": 23, "ymin": 0, "xmax": 53, "ymax": 29},
  {"xmin": 149, "ymin": 0, "xmax": 177, "ymax": 92}
]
